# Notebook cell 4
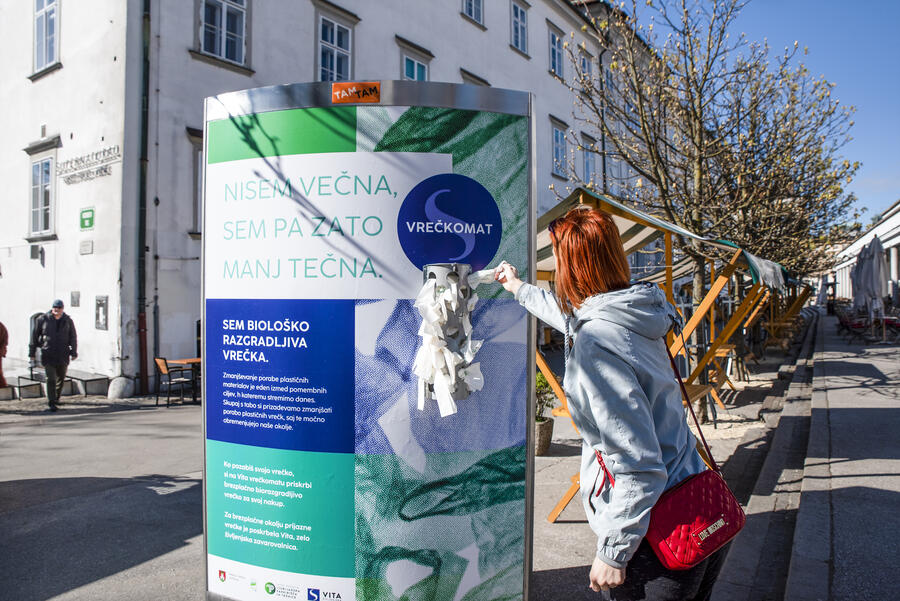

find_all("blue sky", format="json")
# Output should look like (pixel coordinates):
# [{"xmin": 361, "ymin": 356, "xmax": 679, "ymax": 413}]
[{"xmin": 734, "ymin": 0, "xmax": 900, "ymax": 220}]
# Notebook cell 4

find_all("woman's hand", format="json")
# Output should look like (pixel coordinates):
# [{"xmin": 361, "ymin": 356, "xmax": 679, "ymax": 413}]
[
  {"xmin": 589, "ymin": 556, "xmax": 625, "ymax": 592},
  {"xmin": 494, "ymin": 261, "xmax": 523, "ymax": 296}
]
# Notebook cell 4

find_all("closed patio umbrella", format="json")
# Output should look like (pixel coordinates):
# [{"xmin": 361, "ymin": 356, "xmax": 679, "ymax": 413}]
[
  {"xmin": 850, "ymin": 260, "xmax": 864, "ymax": 310},
  {"xmin": 862, "ymin": 237, "xmax": 889, "ymax": 316},
  {"xmin": 816, "ymin": 275, "xmax": 829, "ymax": 306},
  {"xmin": 852, "ymin": 236, "xmax": 890, "ymax": 341}
]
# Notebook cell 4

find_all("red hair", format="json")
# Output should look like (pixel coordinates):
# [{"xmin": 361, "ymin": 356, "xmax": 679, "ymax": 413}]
[{"xmin": 550, "ymin": 207, "xmax": 631, "ymax": 313}]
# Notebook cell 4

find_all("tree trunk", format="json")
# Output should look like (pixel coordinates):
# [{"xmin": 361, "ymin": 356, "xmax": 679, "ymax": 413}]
[{"xmin": 690, "ymin": 252, "xmax": 710, "ymax": 424}]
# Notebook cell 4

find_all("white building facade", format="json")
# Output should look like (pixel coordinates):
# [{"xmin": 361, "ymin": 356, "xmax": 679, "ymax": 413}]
[
  {"xmin": 0, "ymin": 0, "xmax": 626, "ymax": 390},
  {"xmin": 833, "ymin": 199, "xmax": 900, "ymax": 300}
]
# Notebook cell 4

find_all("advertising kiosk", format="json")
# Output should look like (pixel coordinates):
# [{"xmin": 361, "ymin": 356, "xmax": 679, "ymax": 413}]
[{"xmin": 202, "ymin": 81, "xmax": 535, "ymax": 601}]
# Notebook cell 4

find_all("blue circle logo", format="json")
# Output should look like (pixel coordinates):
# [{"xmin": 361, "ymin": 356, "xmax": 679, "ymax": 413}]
[{"xmin": 397, "ymin": 174, "xmax": 502, "ymax": 271}]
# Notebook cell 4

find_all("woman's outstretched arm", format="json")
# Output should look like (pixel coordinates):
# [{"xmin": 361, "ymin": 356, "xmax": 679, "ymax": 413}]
[{"xmin": 494, "ymin": 261, "xmax": 567, "ymax": 333}]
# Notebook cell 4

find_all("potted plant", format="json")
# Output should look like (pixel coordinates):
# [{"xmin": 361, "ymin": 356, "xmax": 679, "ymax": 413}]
[{"xmin": 535, "ymin": 372, "xmax": 557, "ymax": 456}]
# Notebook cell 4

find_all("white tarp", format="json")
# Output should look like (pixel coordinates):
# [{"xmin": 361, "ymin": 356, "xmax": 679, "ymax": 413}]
[{"xmin": 739, "ymin": 249, "xmax": 785, "ymax": 291}]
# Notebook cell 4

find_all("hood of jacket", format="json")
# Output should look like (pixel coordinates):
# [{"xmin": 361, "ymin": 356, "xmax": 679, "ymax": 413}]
[{"xmin": 572, "ymin": 282, "xmax": 680, "ymax": 341}]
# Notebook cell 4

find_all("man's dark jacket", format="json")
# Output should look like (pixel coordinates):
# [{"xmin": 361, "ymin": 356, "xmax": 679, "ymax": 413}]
[{"xmin": 29, "ymin": 312, "xmax": 78, "ymax": 366}]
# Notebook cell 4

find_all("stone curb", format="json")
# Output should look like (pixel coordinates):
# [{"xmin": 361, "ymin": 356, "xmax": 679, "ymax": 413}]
[
  {"xmin": 711, "ymin": 310, "xmax": 817, "ymax": 601},
  {"xmin": 783, "ymin": 311, "xmax": 831, "ymax": 601}
]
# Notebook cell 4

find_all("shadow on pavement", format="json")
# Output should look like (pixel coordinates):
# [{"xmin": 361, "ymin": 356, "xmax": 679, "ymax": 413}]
[
  {"xmin": 0, "ymin": 400, "xmax": 200, "ymax": 428},
  {"xmin": 544, "ymin": 440, "xmax": 581, "ymax": 458},
  {"xmin": 713, "ymin": 506, "xmax": 797, "ymax": 601},
  {"xmin": 719, "ymin": 428, "xmax": 774, "ymax": 505},
  {"xmin": 828, "ymin": 486, "xmax": 900, "ymax": 600},
  {"xmin": 530, "ymin": 564, "xmax": 595, "ymax": 600},
  {"xmin": 817, "ymin": 381, "xmax": 900, "ymax": 398},
  {"xmin": 0, "ymin": 475, "xmax": 201, "ymax": 601},
  {"xmin": 817, "ymin": 360, "xmax": 888, "ymax": 383},
  {"xmin": 824, "ymin": 407, "xmax": 900, "ymax": 460}
]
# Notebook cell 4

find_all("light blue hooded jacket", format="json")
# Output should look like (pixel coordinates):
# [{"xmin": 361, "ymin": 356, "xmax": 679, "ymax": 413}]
[{"xmin": 517, "ymin": 281, "xmax": 707, "ymax": 568}]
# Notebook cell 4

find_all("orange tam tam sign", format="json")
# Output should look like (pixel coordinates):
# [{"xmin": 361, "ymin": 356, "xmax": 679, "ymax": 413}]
[{"xmin": 331, "ymin": 81, "xmax": 381, "ymax": 104}]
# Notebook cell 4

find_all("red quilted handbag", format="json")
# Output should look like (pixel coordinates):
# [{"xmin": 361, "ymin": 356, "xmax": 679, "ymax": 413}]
[{"xmin": 595, "ymin": 347, "xmax": 745, "ymax": 571}]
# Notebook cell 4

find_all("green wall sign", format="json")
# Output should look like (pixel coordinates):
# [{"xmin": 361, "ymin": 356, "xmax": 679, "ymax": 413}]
[{"xmin": 79, "ymin": 208, "xmax": 95, "ymax": 231}]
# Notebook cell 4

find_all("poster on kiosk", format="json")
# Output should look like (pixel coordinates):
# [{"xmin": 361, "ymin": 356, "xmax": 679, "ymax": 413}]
[{"xmin": 202, "ymin": 81, "xmax": 535, "ymax": 601}]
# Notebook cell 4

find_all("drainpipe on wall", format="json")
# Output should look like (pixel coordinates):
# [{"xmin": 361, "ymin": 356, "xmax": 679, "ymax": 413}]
[
  {"xmin": 153, "ymin": 200, "xmax": 160, "ymax": 364},
  {"xmin": 136, "ymin": 0, "xmax": 151, "ymax": 394},
  {"xmin": 598, "ymin": 45, "xmax": 608, "ymax": 193}
]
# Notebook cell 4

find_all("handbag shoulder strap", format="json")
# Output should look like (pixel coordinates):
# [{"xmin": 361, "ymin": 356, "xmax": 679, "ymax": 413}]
[
  {"xmin": 665, "ymin": 344, "xmax": 720, "ymax": 473},
  {"xmin": 593, "ymin": 336, "xmax": 721, "ymax": 489}
]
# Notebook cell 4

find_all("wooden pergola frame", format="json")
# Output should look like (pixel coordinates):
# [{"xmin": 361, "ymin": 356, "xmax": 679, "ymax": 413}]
[
  {"xmin": 762, "ymin": 284, "xmax": 813, "ymax": 349},
  {"xmin": 535, "ymin": 188, "xmax": 804, "ymax": 522},
  {"xmin": 538, "ymin": 189, "xmax": 801, "ymax": 523}
]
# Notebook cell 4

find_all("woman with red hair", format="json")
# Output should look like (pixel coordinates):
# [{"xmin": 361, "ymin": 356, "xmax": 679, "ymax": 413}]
[{"xmin": 495, "ymin": 207, "xmax": 726, "ymax": 600}]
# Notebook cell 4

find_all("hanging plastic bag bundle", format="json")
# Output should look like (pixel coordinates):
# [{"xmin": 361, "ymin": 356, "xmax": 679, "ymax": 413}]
[{"xmin": 412, "ymin": 264, "xmax": 493, "ymax": 417}]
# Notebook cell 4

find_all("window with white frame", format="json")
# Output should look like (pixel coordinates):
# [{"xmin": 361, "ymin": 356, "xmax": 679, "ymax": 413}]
[
  {"xmin": 582, "ymin": 134, "xmax": 597, "ymax": 185},
  {"xmin": 194, "ymin": 144, "xmax": 203, "ymax": 231},
  {"xmin": 319, "ymin": 16, "xmax": 351, "ymax": 81},
  {"xmin": 551, "ymin": 121, "xmax": 567, "ymax": 177},
  {"xmin": 186, "ymin": 128, "xmax": 204, "ymax": 235},
  {"xmin": 511, "ymin": 2, "xmax": 527, "ymax": 54},
  {"xmin": 34, "ymin": 0, "xmax": 58, "ymax": 71},
  {"xmin": 396, "ymin": 36, "xmax": 433, "ymax": 82},
  {"xmin": 549, "ymin": 25, "xmax": 564, "ymax": 78},
  {"xmin": 202, "ymin": 0, "xmax": 247, "ymax": 64},
  {"xmin": 30, "ymin": 158, "xmax": 54, "ymax": 236},
  {"xmin": 609, "ymin": 156, "xmax": 624, "ymax": 196},
  {"xmin": 463, "ymin": 0, "xmax": 483, "ymax": 24},
  {"xmin": 602, "ymin": 64, "xmax": 616, "ymax": 192},
  {"xmin": 580, "ymin": 51, "xmax": 593, "ymax": 81},
  {"xmin": 403, "ymin": 56, "xmax": 427, "ymax": 81}
]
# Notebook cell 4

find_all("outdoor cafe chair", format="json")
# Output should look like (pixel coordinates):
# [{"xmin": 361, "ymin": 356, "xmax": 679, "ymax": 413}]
[{"xmin": 154, "ymin": 357, "xmax": 193, "ymax": 407}]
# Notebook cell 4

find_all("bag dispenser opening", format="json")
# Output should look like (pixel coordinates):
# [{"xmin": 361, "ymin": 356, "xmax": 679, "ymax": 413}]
[{"xmin": 412, "ymin": 263, "xmax": 489, "ymax": 417}]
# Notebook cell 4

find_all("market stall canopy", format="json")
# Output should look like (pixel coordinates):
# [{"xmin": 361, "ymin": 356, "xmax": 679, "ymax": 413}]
[
  {"xmin": 639, "ymin": 249, "xmax": 788, "ymax": 292},
  {"xmin": 640, "ymin": 256, "xmax": 695, "ymax": 285},
  {"xmin": 536, "ymin": 188, "xmax": 735, "ymax": 277}
]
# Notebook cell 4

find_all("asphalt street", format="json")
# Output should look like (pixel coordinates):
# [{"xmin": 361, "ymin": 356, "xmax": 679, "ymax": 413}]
[{"xmin": 0, "ymin": 405, "xmax": 205, "ymax": 601}]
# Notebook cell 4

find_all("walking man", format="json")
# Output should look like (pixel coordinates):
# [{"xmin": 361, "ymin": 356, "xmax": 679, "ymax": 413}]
[
  {"xmin": 0, "ymin": 320, "xmax": 8, "ymax": 388},
  {"xmin": 29, "ymin": 299, "xmax": 78, "ymax": 412}
]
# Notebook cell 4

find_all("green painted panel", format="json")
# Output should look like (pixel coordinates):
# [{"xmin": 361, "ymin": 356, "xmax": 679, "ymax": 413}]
[
  {"xmin": 206, "ymin": 440, "xmax": 355, "ymax": 577},
  {"xmin": 355, "ymin": 446, "xmax": 526, "ymax": 600},
  {"xmin": 207, "ymin": 106, "xmax": 356, "ymax": 164}
]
